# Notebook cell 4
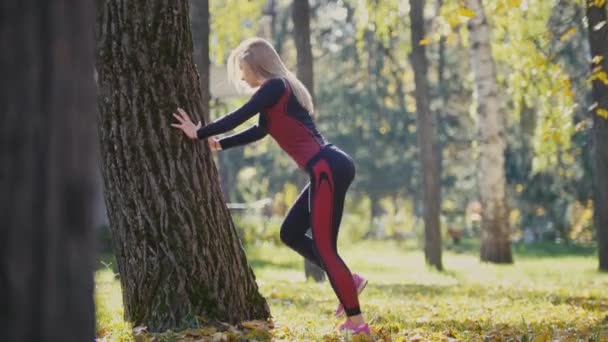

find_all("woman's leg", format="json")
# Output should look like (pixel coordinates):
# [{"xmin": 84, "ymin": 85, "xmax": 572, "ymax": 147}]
[
  {"xmin": 279, "ymin": 183, "xmax": 325, "ymax": 270},
  {"xmin": 308, "ymin": 151, "xmax": 361, "ymax": 317}
]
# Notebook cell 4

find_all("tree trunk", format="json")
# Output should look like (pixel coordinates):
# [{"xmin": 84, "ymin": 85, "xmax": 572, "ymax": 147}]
[
  {"xmin": 292, "ymin": 0, "xmax": 315, "ymax": 103},
  {"xmin": 292, "ymin": 0, "xmax": 324, "ymax": 282},
  {"xmin": 96, "ymin": 0, "xmax": 269, "ymax": 331},
  {"xmin": 0, "ymin": 1, "xmax": 97, "ymax": 341},
  {"xmin": 466, "ymin": 0, "xmax": 513, "ymax": 263},
  {"xmin": 259, "ymin": 0, "xmax": 277, "ymax": 39},
  {"xmin": 190, "ymin": 0, "xmax": 211, "ymax": 124},
  {"xmin": 585, "ymin": 0, "xmax": 608, "ymax": 271},
  {"xmin": 409, "ymin": 0, "xmax": 443, "ymax": 270},
  {"xmin": 190, "ymin": 0, "xmax": 234, "ymax": 201}
]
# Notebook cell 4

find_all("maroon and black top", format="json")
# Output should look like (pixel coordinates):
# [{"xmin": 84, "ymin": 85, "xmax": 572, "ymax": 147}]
[{"xmin": 196, "ymin": 78, "xmax": 328, "ymax": 170}]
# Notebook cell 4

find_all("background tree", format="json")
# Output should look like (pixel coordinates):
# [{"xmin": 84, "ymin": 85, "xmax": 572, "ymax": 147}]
[
  {"xmin": 585, "ymin": 0, "xmax": 608, "ymax": 271},
  {"xmin": 293, "ymin": 0, "xmax": 326, "ymax": 282},
  {"xmin": 0, "ymin": 1, "xmax": 97, "ymax": 341},
  {"xmin": 96, "ymin": 0, "xmax": 269, "ymax": 331},
  {"xmin": 466, "ymin": 0, "xmax": 513, "ymax": 263},
  {"xmin": 409, "ymin": 0, "xmax": 443, "ymax": 270}
]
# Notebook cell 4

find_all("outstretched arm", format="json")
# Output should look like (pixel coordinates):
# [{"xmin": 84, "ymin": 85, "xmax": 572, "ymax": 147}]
[
  {"xmin": 195, "ymin": 78, "xmax": 285, "ymax": 140},
  {"xmin": 218, "ymin": 124, "xmax": 267, "ymax": 150}
]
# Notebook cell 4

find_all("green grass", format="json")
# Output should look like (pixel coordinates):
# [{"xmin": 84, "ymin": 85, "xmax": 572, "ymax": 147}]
[{"xmin": 96, "ymin": 240, "xmax": 608, "ymax": 341}]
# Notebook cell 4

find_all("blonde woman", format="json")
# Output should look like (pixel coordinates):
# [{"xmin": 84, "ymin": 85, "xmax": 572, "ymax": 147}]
[{"xmin": 172, "ymin": 37, "xmax": 370, "ymax": 335}]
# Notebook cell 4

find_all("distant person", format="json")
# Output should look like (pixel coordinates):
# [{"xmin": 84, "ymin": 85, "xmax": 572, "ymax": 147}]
[{"xmin": 171, "ymin": 37, "xmax": 370, "ymax": 336}]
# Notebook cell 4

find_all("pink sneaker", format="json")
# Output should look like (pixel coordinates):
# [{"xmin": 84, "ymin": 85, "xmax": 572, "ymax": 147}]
[
  {"xmin": 335, "ymin": 273, "xmax": 368, "ymax": 317},
  {"xmin": 338, "ymin": 320, "xmax": 371, "ymax": 335}
]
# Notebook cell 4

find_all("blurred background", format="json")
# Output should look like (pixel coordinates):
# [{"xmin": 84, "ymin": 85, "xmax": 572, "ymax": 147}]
[{"xmin": 88, "ymin": 0, "xmax": 600, "ymax": 257}]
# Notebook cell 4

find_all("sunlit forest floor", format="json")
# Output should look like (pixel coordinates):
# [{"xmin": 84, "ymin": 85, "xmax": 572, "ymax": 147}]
[{"xmin": 96, "ymin": 240, "xmax": 608, "ymax": 341}]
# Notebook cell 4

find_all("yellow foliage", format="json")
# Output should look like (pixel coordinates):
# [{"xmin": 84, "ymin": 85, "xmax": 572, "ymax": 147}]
[
  {"xmin": 507, "ymin": 0, "xmax": 522, "ymax": 8},
  {"xmin": 597, "ymin": 108, "xmax": 608, "ymax": 120},
  {"xmin": 590, "ymin": 0, "xmax": 607, "ymax": 8},
  {"xmin": 419, "ymin": 37, "xmax": 432, "ymax": 46},
  {"xmin": 459, "ymin": 7, "xmax": 476, "ymax": 18},
  {"xmin": 591, "ymin": 55, "xmax": 604, "ymax": 65},
  {"xmin": 560, "ymin": 27, "xmax": 577, "ymax": 42},
  {"xmin": 569, "ymin": 201, "xmax": 594, "ymax": 242},
  {"xmin": 591, "ymin": 67, "xmax": 608, "ymax": 85}
]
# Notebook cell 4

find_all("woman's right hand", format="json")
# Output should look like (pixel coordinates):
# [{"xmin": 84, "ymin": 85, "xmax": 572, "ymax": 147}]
[{"xmin": 208, "ymin": 137, "xmax": 222, "ymax": 151}]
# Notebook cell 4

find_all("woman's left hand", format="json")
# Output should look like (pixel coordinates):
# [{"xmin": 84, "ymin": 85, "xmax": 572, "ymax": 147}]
[{"xmin": 171, "ymin": 108, "xmax": 201, "ymax": 140}]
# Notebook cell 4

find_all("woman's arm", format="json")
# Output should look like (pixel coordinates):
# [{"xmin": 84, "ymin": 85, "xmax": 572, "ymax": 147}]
[
  {"xmin": 196, "ymin": 78, "xmax": 285, "ymax": 140},
  {"xmin": 218, "ymin": 124, "xmax": 267, "ymax": 150}
]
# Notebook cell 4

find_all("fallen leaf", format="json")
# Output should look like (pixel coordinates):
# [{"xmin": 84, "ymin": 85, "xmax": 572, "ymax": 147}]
[{"xmin": 241, "ymin": 320, "xmax": 269, "ymax": 330}]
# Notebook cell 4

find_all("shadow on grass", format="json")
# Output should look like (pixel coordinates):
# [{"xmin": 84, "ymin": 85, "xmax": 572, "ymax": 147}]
[
  {"xmin": 369, "ymin": 283, "xmax": 454, "ymax": 297},
  {"xmin": 512, "ymin": 242, "xmax": 597, "ymax": 258},
  {"xmin": 248, "ymin": 258, "xmax": 303, "ymax": 271},
  {"xmin": 550, "ymin": 295, "xmax": 608, "ymax": 312},
  {"xmin": 371, "ymin": 318, "xmax": 608, "ymax": 341},
  {"xmin": 442, "ymin": 239, "xmax": 597, "ymax": 258}
]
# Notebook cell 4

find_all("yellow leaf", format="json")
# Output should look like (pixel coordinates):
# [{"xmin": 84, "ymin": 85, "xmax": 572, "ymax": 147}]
[
  {"xmin": 592, "ymin": 0, "xmax": 606, "ymax": 8},
  {"xmin": 507, "ymin": 0, "xmax": 522, "ymax": 8},
  {"xmin": 560, "ymin": 27, "xmax": 577, "ymax": 42},
  {"xmin": 211, "ymin": 332, "xmax": 228, "ymax": 341},
  {"xmin": 459, "ymin": 7, "xmax": 476, "ymax": 18},
  {"xmin": 591, "ymin": 55, "xmax": 604, "ymax": 65},
  {"xmin": 597, "ymin": 108, "xmax": 608, "ymax": 120},
  {"xmin": 241, "ymin": 320, "xmax": 268, "ymax": 330},
  {"xmin": 591, "ymin": 69, "xmax": 608, "ymax": 85},
  {"xmin": 447, "ymin": 14, "xmax": 462, "ymax": 27},
  {"xmin": 420, "ymin": 38, "xmax": 431, "ymax": 46}
]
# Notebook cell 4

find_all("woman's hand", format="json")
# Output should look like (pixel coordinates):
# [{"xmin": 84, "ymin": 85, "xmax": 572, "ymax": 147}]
[
  {"xmin": 208, "ymin": 137, "xmax": 222, "ymax": 151},
  {"xmin": 171, "ymin": 108, "xmax": 201, "ymax": 140}
]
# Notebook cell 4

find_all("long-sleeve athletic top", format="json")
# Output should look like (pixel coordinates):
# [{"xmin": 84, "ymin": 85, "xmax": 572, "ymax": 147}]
[{"xmin": 196, "ymin": 77, "xmax": 329, "ymax": 170}]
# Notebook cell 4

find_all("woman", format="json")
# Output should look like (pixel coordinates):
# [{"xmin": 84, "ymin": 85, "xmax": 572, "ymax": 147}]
[{"xmin": 171, "ymin": 37, "xmax": 370, "ymax": 335}]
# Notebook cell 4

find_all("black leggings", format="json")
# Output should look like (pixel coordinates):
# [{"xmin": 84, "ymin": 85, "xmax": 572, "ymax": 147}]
[{"xmin": 279, "ymin": 144, "xmax": 361, "ymax": 316}]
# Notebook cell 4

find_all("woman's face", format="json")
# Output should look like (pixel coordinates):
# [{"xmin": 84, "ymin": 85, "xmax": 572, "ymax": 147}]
[{"xmin": 239, "ymin": 61, "xmax": 261, "ymax": 88}]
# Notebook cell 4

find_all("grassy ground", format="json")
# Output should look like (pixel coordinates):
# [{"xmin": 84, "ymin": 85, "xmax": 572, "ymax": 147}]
[{"xmin": 96, "ymin": 240, "xmax": 608, "ymax": 341}]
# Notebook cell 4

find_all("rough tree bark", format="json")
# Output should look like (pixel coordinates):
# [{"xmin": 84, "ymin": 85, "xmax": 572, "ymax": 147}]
[
  {"xmin": 466, "ymin": 0, "xmax": 513, "ymax": 263},
  {"xmin": 409, "ymin": 0, "xmax": 443, "ymax": 270},
  {"xmin": 585, "ymin": 0, "xmax": 608, "ymax": 271},
  {"xmin": 292, "ymin": 0, "xmax": 325, "ymax": 282},
  {"xmin": 96, "ymin": 0, "xmax": 269, "ymax": 331},
  {"xmin": 0, "ymin": 1, "xmax": 97, "ymax": 341}
]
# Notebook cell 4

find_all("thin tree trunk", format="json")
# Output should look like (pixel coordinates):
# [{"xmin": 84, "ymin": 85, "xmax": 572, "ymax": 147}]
[
  {"xmin": 259, "ymin": 0, "xmax": 277, "ymax": 39},
  {"xmin": 366, "ymin": 192, "xmax": 385, "ymax": 238},
  {"xmin": 466, "ymin": 0, "xmax": 513, "ymax": 263},
  {"xmin": 292, "ymin": 0, "xmax": 315, "ymax": 102},
  {"xmin": 292, "ymin": 0, "xmax": 324, "ymax": 282},
  {"xmin": 409, "ymin": 0, "xmax": 443, "ymax": 270},
  {"xmin": 96, "ymin": 0, "xmax": 269, "ymax": 331},
  {"xmin": 585, "ymin": 0, "xmax": 608, "ymax": 271},
  {"xmin": 0, "ymin": 1, "xmax": 97, "ymax": 341}
]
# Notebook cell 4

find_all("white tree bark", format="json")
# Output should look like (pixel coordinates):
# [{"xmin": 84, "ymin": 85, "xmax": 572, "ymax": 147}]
[{"xmin": 466, "ymin": 0, "xmax": 513, "ymax": 263}]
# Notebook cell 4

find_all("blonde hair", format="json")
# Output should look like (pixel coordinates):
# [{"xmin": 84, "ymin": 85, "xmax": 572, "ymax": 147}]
[{"xmin": 227, "ymin": 37, "xmax": 315, "ymax": 115}]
